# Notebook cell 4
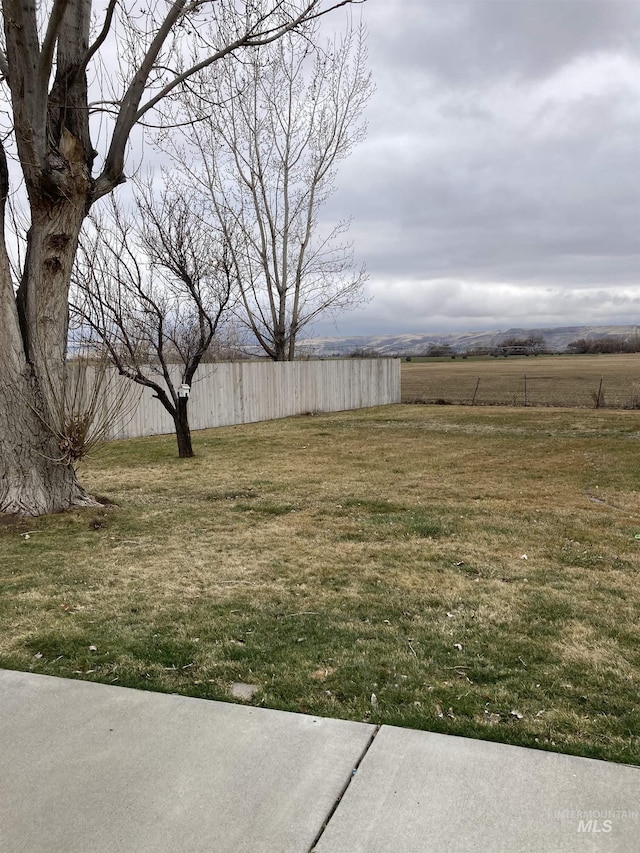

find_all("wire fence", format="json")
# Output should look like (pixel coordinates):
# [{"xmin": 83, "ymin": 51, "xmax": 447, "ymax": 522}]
[{"xmin": 402, "ymin": 363, "xmax": 640, "ymax": 410}]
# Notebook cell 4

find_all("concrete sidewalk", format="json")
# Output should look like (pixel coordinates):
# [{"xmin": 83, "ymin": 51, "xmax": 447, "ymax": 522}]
[{"xmin": 0, "ymin": 670, "xmax": 638, "ymax": 852}]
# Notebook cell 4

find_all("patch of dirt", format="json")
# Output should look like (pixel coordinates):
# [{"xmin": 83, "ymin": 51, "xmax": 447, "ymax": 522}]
[
  {"xmin": 0, "ymin": 514, "xmax": 30, "ymax": 535},
  {"xmin": 311, "ymin": 666, "xmax": 336, "ymax": 681},
  {"xmin": 94, "ymin": 495, "xmax": 119, "ymax": 507}
]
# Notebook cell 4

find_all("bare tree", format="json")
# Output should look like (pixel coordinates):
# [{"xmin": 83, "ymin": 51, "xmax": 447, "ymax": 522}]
[
  {"xmin": 0, "ymin": 0, "xmax": 365, "ymax": 516},
  {"xmin": 72, "ymin": 186, "xmax": 234, "ymax": 458},
  {"xmin": 161, "ymin": 17, "xmax": 372, "ymax": 361}
]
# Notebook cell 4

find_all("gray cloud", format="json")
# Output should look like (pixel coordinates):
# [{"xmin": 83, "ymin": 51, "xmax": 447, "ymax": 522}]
[
  {"xmin": 315, "ymin": 0, "xmax": 640, "ymax": 337},
  {"xmin": 367, "ymin": 0, "xmax": 640, "ymax": 85}
]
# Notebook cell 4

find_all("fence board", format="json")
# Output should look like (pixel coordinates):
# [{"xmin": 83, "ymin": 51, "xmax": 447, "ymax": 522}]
[{"xmin": 80, "ymin": 359, "xmax": 400, "ymax": 440}]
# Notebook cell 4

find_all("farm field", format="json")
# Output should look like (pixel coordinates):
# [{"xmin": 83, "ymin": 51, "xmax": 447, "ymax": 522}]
[
  {"xmin": 1, "ymin": 404, "xmax": 639, "ymax": 764},
  {"xmin": 402, "ymin": 352, "xmax": 640, "ymax": 408}
]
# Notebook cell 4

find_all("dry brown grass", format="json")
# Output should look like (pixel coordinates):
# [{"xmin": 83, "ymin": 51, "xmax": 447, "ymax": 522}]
[
  {"xmin": 402, "ymin": 353, "xmax": 640, "ymax": 408},
  {"xmin": 1, "ymin": 404, "xmax": 639, "ymax": 764}
]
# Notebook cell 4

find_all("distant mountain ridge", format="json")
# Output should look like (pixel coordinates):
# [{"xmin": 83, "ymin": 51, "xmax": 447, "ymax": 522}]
[{"xmin": 299, "ymin": 325, "xmax": 640, "ymax": 357}]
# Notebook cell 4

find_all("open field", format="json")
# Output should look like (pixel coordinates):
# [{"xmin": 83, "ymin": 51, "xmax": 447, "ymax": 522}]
[
  {"xmin": 402, "ymin": 352, "xmax": 640, "ymax": 408},
  {"xmin": 1, "ymin": 405, "xmax": 640, "ymax": 764}
]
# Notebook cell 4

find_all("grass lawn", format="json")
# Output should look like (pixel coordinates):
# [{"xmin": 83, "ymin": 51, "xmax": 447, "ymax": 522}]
[{"xmin": 1, "ymin": 404, "xmax": 639, "ymax": 765}]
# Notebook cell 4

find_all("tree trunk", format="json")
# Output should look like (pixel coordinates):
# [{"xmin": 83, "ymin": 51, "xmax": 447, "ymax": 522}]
[
  {"xmin": 18, "ymin": 204, "xmax": 86, "ymax": 407},
  {"xmin": 0, "ymin": 0, "xmax": 102, "ymax": 516},
  {"xmin": 173, "ymin": 398, "xmax": 194, "ymax": 458},
  {"xmin": 0, "ymin": 192, "xmax": 95, "ymax": 515},
  {"xmin": 0, "ymin": 365, "xmax": 93, "ymax": 515},
  {"xmin": 273, "ymin": 330, "xmax": 288, "ymax": 362},
  {"xmin": 0, "ymin": 251, "xmax": 92, "ymax": 514}
]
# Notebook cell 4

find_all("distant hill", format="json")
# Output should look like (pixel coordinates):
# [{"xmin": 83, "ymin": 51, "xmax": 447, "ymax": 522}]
[{"xmin": 298, "ymin": 325, "xmax": 640, "ymax": 357}]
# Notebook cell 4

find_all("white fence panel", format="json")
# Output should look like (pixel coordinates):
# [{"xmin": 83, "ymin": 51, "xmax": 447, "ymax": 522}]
[{"xmin": 94, "ymin": 359, "xmax": 400, "ymax": 440}]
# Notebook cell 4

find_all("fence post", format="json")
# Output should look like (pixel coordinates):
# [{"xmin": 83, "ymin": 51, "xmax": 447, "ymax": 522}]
[
  {"xmin": 524, "ymin": 374, "xmax": 528, "ymax": 407},
  {"xmin": 471, "ymin": 378, "xmax": 480, "ymax": 405}
]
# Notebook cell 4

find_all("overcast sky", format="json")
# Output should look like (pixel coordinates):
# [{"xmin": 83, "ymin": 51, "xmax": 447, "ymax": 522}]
[{"xmin": 312, "ymin": 0, "xmax": 640, "ymax": 338}]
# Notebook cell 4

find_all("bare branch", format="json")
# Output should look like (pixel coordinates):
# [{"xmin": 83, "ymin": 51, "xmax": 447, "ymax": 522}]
[
  {"xmin": 0, "ymin": 135, "xmax": 8, "ymax": 231},
  {"xmin": 38, "ymin": 0, "xmax": 72, "ymax": 96},
  {"xmin": 3, "ymin": 0, "xmax": 44, "ymax": 171},
  {"xmin": 0, "ymin": 48, "xmax": 9, "ymax": 82},
  {"xmin": 131, "ymin": 0, "xmax": 323, "ymax": 123},
  {"xmin": 93, "ymin": 0, "xmax": 191, "ymax": 198},
  {"xmin": 157, "ymin": 15, "xmax": 371, "ymax": 360},
  {"xmin": 93, "ymin": 0, "xmax": 366, "ymax": 200},
  {"xmin": 73, "ymin": 179, "xmax": 234, "ymax": 455},
  {"xmin": 75, "ymin": 0, "xmax": 118, "ymax": 82}
]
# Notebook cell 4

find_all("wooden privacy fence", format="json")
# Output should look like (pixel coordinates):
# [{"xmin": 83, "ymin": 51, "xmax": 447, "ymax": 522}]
[{"xmin": 80, "ymin": 359, "xmax": 401, "ymax": 440}]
